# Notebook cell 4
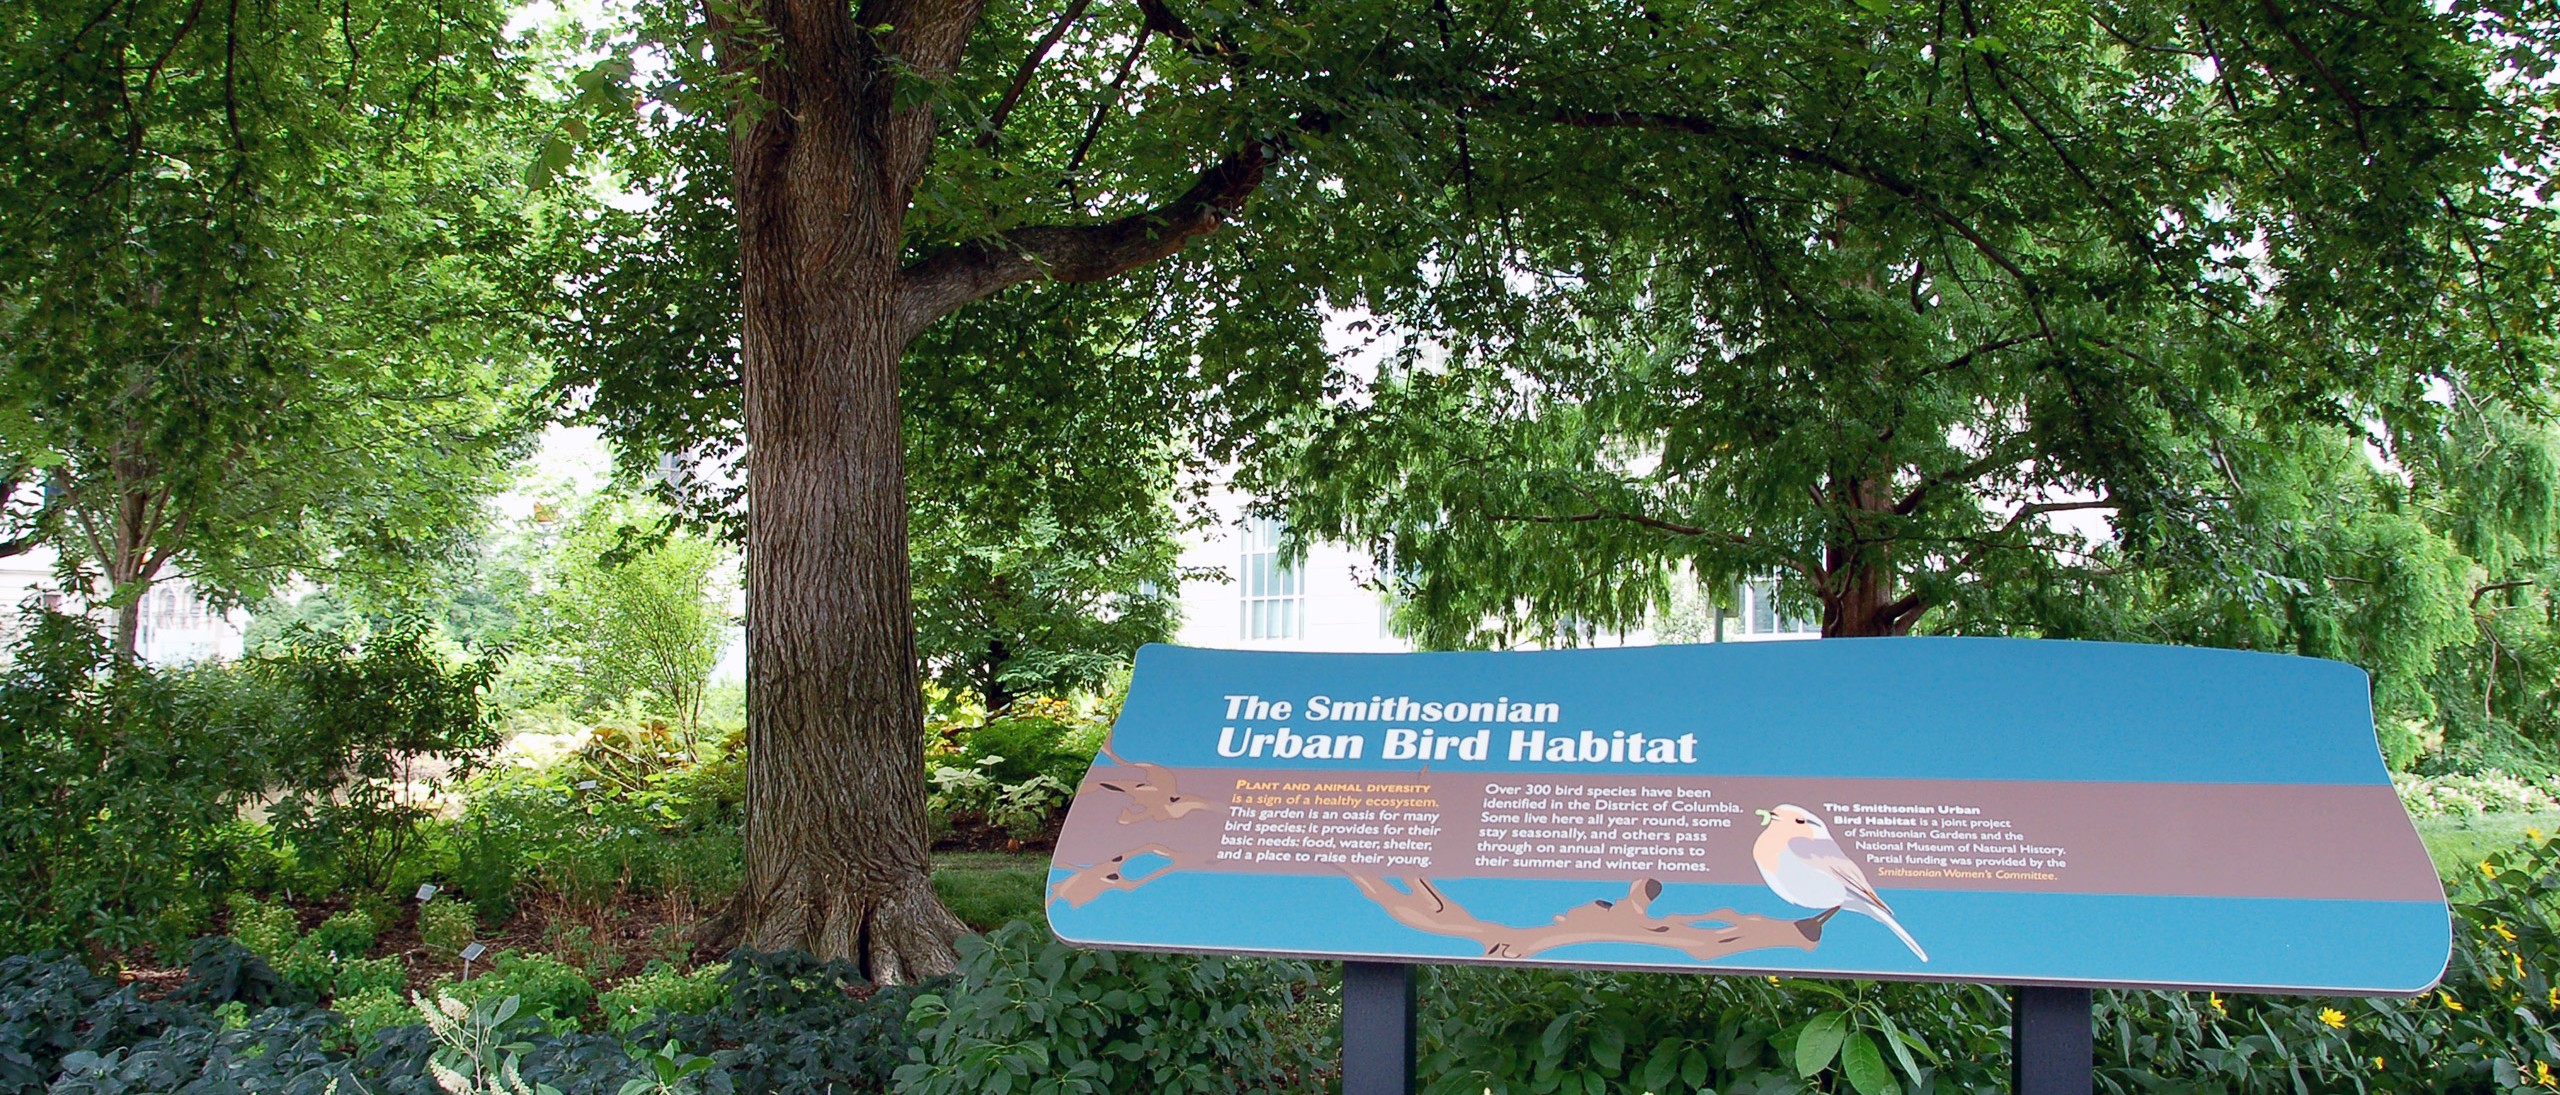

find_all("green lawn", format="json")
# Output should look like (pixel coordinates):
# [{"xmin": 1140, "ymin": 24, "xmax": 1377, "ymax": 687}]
[
  {"xmin": 932, "ymin": 851, "xmax": 1052, "ymax": 931},
  {"xmin": 2415, "ymin": 811, "xmax": 2560, "ymax": 876}
]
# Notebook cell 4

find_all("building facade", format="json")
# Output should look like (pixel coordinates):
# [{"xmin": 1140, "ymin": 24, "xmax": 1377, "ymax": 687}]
[{"xmin": 1169, "ymin": 489, "xmax": 1816, "ymax": 652}]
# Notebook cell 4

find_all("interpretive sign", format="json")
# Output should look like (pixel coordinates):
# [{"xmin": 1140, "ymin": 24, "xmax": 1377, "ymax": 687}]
[{"xmin": 1048, "ymin": 639, "xmax": 2449, "ymax": 996}]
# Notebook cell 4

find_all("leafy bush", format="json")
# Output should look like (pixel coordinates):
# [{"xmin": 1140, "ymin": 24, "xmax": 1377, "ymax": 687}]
[
  {"xmin": 258, "ymin": 625, "xmax": 504, "ymax": 893},
  {"xmin": 336, "ymin": 956, "xmax": 408, "ymax": 1000},
  {"xmin": 436, "ymin": 950, "xmax": 596, "ymax": 1030},
  {"xmin": 453, "ymin": 755, "xmax": 745, "ymax": 922},
  {"xmin": 2398, "ymin": 770, "xmax": 2560, "ymax": 817},
  {"xmin": 0, "ymin": 614, "xmax": 279, "ymax": 954},
  {"xmin": 601, "ymin": 963, "xmax": 727, "ymax": 1033},
  {"xmin": 898, "ymin": 921, "xmax": 1332, "ymax": 1095},
  {"xmin": 222, "ymin": 894, "xmax": 301, "ymax": 960},
  {"xmin": 306, "ymin": 908, "xmax": 379, "ymax": 960},
  {"xmin": 335, "ymin": 985, "xmax": 417, "ymax": 1047},
  {"xmin": 423, "ymin": 898, "xmax": 481, "ymax": 956},
  {"xmin": 634, "ymin": 950, "xmax": 931, "ymax": 1094},
  {"xmin": 171, "ymin": 937, "xmax": 305, "ymax": 1010}
]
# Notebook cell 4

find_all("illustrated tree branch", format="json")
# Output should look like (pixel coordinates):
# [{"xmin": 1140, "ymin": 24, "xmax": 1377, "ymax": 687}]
[
  {"xmin": 1049, "ymin": 842, "xmax": 1197, "ymax": 907},
  {"xmin": 1093, "ymin": 744, "xmax": 1213, "ymax": 823},
  {"xmin": 1351, "ymin": 876, "xmax": 1834, "ymax": 963}
]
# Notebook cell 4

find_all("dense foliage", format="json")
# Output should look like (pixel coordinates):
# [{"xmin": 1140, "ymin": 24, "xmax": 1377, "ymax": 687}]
[
  {"xmin": 7, "ymin": 831, "xmax": 2560, "ymax": 1095},
  {"xmin": 0, "ymin": 0, "xmax": 544, "ymax": 647},
  {"xmin": 0, "ymin": 615, "xmax": 497, "ymax": 955}
]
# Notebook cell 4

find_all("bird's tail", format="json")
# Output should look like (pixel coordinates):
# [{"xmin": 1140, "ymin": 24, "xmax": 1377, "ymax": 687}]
[{"xmin": 1862, "ymin": 904, "xmax": 1929, "ymax": 962}]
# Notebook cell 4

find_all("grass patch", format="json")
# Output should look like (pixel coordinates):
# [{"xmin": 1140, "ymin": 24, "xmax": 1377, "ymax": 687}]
[
  {"xmin": 932, "ymin": 851, "xmax": 1050, "ymax": 932},
  {"xmin": 2416, "ymin": 810, "xmax": 2560, "ymax": 875}
]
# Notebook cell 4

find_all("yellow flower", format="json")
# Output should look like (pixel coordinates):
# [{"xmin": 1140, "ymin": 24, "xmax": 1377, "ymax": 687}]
[
  {"xmin": 2442, "ymin": 991, "xmax": 2467, "ymax": 1012},
  {"xmin": 2209, "ymin": 993, "xmax": 2226, "ymax": 1014},
  {"xmin": 2482, "ymin": 859, "xmax": 2500, "ymax": 879},
  {"xmin": 2372, "ymin": 1057, "xmax": 2385, "ymax": 1071},
  {"xmin": 2547, "ymin": 987, "xmax": 2557, "ymax": 1008},
  {"xmin": 2496, "ymin": 922, "xmax": 2520, "ymax": 942},
  {"xmin": 2531, "ymin": 827, "xmax": 2547, "ymax": 842},
  {"xmin": 2319, "ymin": 1008, "xmax": 2347, "ymax": 1029},
  {"xmin": 2540, "ymin": 1060, "xmax": 2557, "ymax": 1089},
  {"xmin": 1767, "ymin": 976, "xmax": 1781, "ymax": 984}
]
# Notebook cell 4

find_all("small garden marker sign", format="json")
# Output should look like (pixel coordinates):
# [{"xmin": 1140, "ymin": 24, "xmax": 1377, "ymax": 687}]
[{"xmin": 1049, "ymin": 639, "xmax": 2449, "ymax": 1093}]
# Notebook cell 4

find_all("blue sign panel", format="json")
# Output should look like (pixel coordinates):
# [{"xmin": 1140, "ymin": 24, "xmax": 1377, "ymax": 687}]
[{"xmin": 1048, "ymin": 639, "xmax": 2449, "ymax": 994}]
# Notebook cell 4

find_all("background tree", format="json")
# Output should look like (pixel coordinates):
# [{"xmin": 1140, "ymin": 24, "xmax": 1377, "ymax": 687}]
[
  {"xmin": 907, "ymin": 285, "xmax": 1199, "ymax": 714},
  {"xmin": 1955, "ymin": 391, "xmax": 2560, "ymax": 773},
  {"xmin": 510, "ymin": 490, "xmax": 737, "ymax": 734},
  {"xmin": 0, "ymin": 0, "xmax": 544, "ymax": 652}
]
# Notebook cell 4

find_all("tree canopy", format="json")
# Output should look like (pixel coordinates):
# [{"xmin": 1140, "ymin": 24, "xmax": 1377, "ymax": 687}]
[{"xmin": 0, "ymin": 0, "xmax": 545, "ymax": 648}]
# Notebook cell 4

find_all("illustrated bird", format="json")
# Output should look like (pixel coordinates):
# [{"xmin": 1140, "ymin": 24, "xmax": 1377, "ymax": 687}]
[{"xmin": 1753, "ymin": 803, "xmax": 1929, "ymax": 962}]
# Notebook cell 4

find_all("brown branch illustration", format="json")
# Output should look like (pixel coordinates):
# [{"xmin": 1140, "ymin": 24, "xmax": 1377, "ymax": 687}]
[
  {"xmin": 1351, "ymin": 877, "xmax": 1835, "ymax": 963},
  {"xmin": 1049, "ymin": 843, "xmax": 1199, "ymax": 908},
  {"xmin": 1092, "ymin": 744, "xmax": 1211, "ymax": 823}
]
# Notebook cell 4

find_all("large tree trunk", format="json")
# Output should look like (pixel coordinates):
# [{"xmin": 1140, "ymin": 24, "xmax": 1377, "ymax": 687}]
[
  {"xmin": 713, "ymin": 0, "xmax": 1265, "ymax": 978},
  {"xmin": 733, "ymin": 245, "xmax": 967, "ymax": 978},
  {"xmin": 1818, "ymin": 474, "xmax": 1922, "ymax": 638},
  {"xmin": 726, "ymin": 2, "xmax": 970, "ymax": 979}
]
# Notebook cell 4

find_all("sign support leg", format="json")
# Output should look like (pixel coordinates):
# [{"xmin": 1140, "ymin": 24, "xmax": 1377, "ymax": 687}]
[
  {"xmin": 2010, "ymin": 985, "xmax": 2093, "ymax": 1095},
  {"xmin": 1342, "ymin": 961, "xmax": 1416, "ymax": 1095}
]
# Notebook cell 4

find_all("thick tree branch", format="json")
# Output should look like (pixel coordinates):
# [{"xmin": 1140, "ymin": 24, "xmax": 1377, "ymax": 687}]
[{"xmin": 894, "ymin": 141, "xmax": 1273, "ymax": 341}]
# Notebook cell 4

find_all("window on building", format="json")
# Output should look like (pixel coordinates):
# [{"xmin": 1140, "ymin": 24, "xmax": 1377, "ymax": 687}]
[
  {"xmin": 1740, "ymin": 577, "xmax": 1820, "ymax": 636},
  {"xmin": 1239, "ymin": 517, "xmax": 1304, "ymax": 640}
]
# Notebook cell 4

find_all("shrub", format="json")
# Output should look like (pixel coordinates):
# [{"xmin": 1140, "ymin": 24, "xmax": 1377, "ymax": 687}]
[
  {"xmin": 257, "ymin": 625, "xmax": 504, "ymax": 892},
  {"xmin": 333, "ymin": 985, "xmax": 416, "ymax": 1048},
  {"xmin": 305, "ymin": 908, "xmax": 378, "ymax": 960},
  {"xmin": 334, "ymin": 956, "xmax": 408, "ymax": 1000},
  {"xmin": 436, "ymin": 950, "xmax": 595, "ymax": 1030},
  {"xmin": 171, "ymin": 937, "xmax": 305, "ymax": 1010},
  {"xmin": 222, "ymin": 894, "xmax": 301, "ymax": 960},
  {"xmin": 635, "ymin": 950, "xmax": 930, "ymax": 1094},
  {"xmin": 2397, "ymin": 770, "xmax": 2560, "ymax": 817},
  {"xmin": 957, "ymin": 702, "xmax": 1103, "ymax": 790},
  {"xmin": 898, "ymin": 921, "xmax": 1332, "ymax": 1095},
  {"xmin": 422, "ymin": 898, "xmax": 479, "ymax": 955},
  {"xmin": 0, "ymin": 614, "xmax": 279, "ymax": 954},
  {"xmin": 602, "ymin": 962, "xmax": 728, "ymax": 1033}
]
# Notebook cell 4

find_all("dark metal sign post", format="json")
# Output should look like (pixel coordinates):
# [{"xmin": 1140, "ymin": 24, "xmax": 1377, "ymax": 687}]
[
  {"xmin": 1341, "ymin": 962, "xmax": 1416, "ymax": 1095},
  {"xmin": 1338, "ymin": 966, "xmax": 2094, "ymax": 1094},
  {"xmin": 2011, "ymin": 986, "xmax": 2094, "ymax": 1095}
]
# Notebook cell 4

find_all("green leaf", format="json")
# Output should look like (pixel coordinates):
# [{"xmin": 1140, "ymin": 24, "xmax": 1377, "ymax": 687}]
[
  {"xmin": 1843, "ymin": 1031, "xmax": 1900, "ymax": 1095},
  {"xmin": 1592, "ymin": 1024, "xmax": 1627, "ymax": 1072},
  {"xmin": 1680, "ymin": 1046, "xmax": 1711, "ymax": 1087},
  {"xmin": 1795, "ymin": 1011, "xmax": 1848, "ymax": 1079}
]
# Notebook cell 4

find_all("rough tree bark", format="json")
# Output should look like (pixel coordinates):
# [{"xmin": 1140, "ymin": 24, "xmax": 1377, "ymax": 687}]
[
  {"xmin": 715, "ymin": 0, "xmax": 1274, "ymax": 977},
  {"xmin": 1816, "ymin": 473, "xmax": 1922, "ymax": 638}
]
